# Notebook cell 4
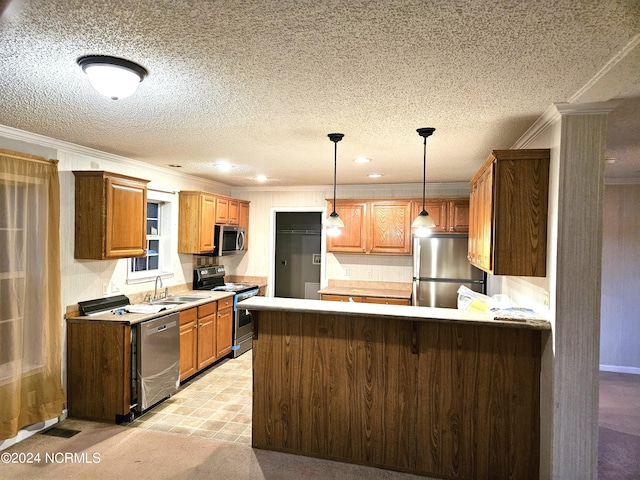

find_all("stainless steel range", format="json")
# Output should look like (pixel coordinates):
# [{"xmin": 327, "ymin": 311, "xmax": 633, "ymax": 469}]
[{"xmin": 193, "ymin": 266, "xmax": 259, "ymax": 358}]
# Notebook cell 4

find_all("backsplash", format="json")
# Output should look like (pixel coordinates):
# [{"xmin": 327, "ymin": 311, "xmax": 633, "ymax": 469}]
[{"xmin": 325, "ymin": 253, "xmax": 413, "ymax": 284}]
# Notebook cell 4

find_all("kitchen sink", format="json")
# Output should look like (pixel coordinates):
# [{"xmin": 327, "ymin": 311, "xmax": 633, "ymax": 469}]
[
  {"xmin": 164, "ymin": 295, "xmax": 211, "ymax": 302},
  {"xmin": 151, "ymin": 300, "xmax": 188, "ymax": 306}
]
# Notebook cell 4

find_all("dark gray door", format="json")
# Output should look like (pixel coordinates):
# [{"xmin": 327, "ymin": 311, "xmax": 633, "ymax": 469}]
[{"xmin": 274, "ymin": 212, "xmax": 322, "ymax": 299}]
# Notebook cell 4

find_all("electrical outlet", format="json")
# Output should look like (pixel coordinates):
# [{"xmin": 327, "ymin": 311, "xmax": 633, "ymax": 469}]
[
  {"xmin": 102, "ymin": 283, "xmax": 109, "ymax": 295},
  {"xmin": 543, "ymin": 291, "xmax": 550, "ymax": 307},
  {"xmin": 111, "ymin": 282, "xmax": 120, "ymax": 293},
  {"xmin": 344, "ymin": 267, "xmax": 350, "ymax": 277},
  {"xmin": 367, "ymin": 270, "xmax": 372, "ymax": 278}
]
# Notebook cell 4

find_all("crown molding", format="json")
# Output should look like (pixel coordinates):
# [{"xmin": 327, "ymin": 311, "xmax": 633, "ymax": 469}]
[
  {"xmin": 0, "ymin": 124, "xmax": 230, "ymax": 192},
  {"xmin": 231, "ymin": 182, "xmax": 470, "ymax": 194}
]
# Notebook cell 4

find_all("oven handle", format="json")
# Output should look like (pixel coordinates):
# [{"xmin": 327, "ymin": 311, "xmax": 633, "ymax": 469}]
[{"xmin": 235, "ymin": 288, "xmax": 260, "ymax": 305}]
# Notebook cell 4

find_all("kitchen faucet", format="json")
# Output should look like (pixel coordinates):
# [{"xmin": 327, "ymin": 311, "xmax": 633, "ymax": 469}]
[{"xmin": 154, "ymin": 275, "xmax": 164, "ymax": 300}]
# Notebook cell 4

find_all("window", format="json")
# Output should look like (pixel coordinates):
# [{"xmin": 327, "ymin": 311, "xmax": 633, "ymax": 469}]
[{"xmin": 127, "ymin": 190, "xmax": 175, "ymax": 283}]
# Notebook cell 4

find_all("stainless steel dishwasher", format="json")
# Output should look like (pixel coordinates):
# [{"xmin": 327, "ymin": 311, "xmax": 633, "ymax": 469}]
[{"xmin": 135, "ymin": 312, "xmax": 180, "ymax": 412}]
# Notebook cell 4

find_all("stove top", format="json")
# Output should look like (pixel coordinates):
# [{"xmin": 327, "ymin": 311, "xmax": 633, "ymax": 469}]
[
  {"xmin": 212, "ymin": 283, "xmax": 257, "ymax": 293},
  {"xmin": 193, "ymin": 266, "xmax": 258, "ymax": 295}
]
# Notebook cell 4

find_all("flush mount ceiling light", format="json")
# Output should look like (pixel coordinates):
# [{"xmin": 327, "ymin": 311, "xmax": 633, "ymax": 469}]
[
  {"xmin": 255, "ymin": 175, "xmax": 268, "ymax": 182},
  {"xmin": 412, "ymin": 127, "xmax": 436, "ymax": 237},
  {"xmin": 354, "ymin": 156, "xmax": 371, "ymax": 163},
  {"xmin": 324, "ymin": 133, "xmax": 345, "ymax": 237},
  {"xmin": 77, "ymin": 55, "xmax": 148, "ymax": 100},
  {"xmin": 368, "ymin": 173, "xmax": 382, "ymax": 178}
]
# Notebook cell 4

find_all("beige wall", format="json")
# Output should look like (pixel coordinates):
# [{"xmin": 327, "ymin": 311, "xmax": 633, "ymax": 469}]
[{"xmin": 600, "ymin": 182, "xmax": 640, "ymax": 372}]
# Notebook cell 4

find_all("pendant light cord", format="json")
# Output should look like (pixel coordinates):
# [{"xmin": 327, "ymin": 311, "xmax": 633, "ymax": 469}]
[
  {"xmin": 333, "ymin": 140, "xmax": 338, "ymax": 212},
  {"xmin": 421, "ymin": 135, "xmax": 427, "ymax": 212}
]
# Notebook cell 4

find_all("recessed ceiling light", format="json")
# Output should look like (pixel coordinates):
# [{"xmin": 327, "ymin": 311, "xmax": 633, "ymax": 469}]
[
  {"xmin": 255, "ymin": 175, "xmax": 268, "ymax": 182},
  {"xmin": 212, "ymin": 161, "xmax": 234, "ymax": 172},
  {"xmin": 354, "ymin": 157, "xmax": 371, "ymax": 163},
  {"xmin": 368, "ymin": 173, "xmax": 382, "ymax": 178},
  {"xmin": 604, "ymin": 157, "xmax": 617, "ymax": 164}
]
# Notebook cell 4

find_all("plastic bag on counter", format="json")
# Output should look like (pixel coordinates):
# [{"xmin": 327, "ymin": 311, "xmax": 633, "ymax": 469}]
[
  {"xmin": 457, "ymin": 286, "xmax": 541, "ymax": 321},
  {"xmin": 456, "ymin": 286, "xmax": 505, "ymax": 312}
]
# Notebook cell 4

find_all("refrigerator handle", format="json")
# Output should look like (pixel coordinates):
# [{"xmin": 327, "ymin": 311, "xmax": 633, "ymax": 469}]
[{"xmin": 412, "ymin": 236, "xmax": 420, "ymax": 278}]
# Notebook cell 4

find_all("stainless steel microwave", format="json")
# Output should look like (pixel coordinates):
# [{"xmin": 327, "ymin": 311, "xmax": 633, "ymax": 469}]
[{"xmin": 214, "ymin": 225, "xmax": 245, "ymax": 256}]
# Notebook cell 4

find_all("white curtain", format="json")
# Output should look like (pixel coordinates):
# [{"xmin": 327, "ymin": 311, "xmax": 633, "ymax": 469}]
[{"xmin": 0, "ymin": 149, "xmax": 64, "ymax": 440}]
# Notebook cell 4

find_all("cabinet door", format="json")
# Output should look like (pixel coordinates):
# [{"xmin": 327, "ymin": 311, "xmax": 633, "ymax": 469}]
[
  {"xmin": 179, "ymin": 308, "xmax": 198, "ymax": 381},
  {"xmin": 412, "ymin": 200, "xmax": 448, "ymax": 233},
  {"xmin": 199, "ymin": 195, "xmax": 216, "ymax": 253},
  {"xmin": 216, "ymin": 307, "xmax": 233, "ymax": 358},
  {"xmin": 327, "ymin": 201, "xmax": 368, "ymax": 253},
  {"xmin": 469, "ymin": 163, "xmax": 494, "ymax": 271},
  {"xmin": 369, "ymin": 201, "xmax": 412, "ymax": 254},
  {"xmin": 197, "ymin": 302, "xmax": 217, "ymax": 369},
  {"xmin": 239, "ymin": 201, "xmax": 250, "ymax": 250},
  {"xmin": 468, "ymin": 183, "xmax": 479, "ymax": 265},
  {"xmin": 105, "ymin": 175, "xmax": 148, "ymax": 258},
  {"xmin": 215, "ymin": 197, "xmax": 229, "ymax": 224},
  {"xmin": 228, "ymin": 200, "xmax": 239, "ymax": 225},
  {"xmin": 477, "ymin": 166, "xmax": 494, "ymax": 271},
  {"xmin": 448, "ymin": 199, "xmax": 469, "ymax": 233}
]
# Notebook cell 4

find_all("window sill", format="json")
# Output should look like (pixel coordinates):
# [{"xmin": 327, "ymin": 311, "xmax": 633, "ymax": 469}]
[{"xmin": 125, "ymin": 272, "xmax": 174, "ymax": 285}]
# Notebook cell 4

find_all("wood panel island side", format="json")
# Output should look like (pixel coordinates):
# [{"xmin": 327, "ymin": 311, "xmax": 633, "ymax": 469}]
[{"xmin": 238, "ymin": 296, "xmax": 549, "ymax": 480}]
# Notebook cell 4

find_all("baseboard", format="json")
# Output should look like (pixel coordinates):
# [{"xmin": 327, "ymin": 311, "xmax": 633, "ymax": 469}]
[
  {"xmin": 0, "ymin": 409, "xmax": 67, "ymax": 451},
  {"xmin": 599, "ymin": 364, "xmax": 640, "ymax": 375}
]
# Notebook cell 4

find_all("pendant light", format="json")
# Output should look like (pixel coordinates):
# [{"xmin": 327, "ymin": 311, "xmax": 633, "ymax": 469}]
[
  {"xmin": 412, "ymin": 127, "xmax": 436, "ymax": 237},
  {"xmin": 77, "ymin": 55, "xmax": 148, "ymax": 100},
  {"xmin": 324, "ymin": 133, "xmax": 345, "ymax": 237}
]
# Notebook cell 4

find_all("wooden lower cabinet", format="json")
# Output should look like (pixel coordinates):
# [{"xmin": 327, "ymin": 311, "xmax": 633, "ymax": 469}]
[
  {"xmin": 320, "ymin": 294, "xmax": 409, "ymax": 305},
  {"xmin": 67, "ymin": 321, "xmax": 132, "ymax": 423},
  {"xmin": 253, "ymin": 311, "xmax": 540, "ymax": 479},
  {"xmin": 180, "ymin": 297, "xmax": 234, "ymax": 381},
  {"xmin": 197, "ymin": 301, "xmax": 217, "ymax": 369},
  {"xmin": 216, "ymin": 297, "xmax": 233, "ymax": 358},
  {"xmin": 179, "ymin": 308, "xmax": 198, "ymax": 381}
]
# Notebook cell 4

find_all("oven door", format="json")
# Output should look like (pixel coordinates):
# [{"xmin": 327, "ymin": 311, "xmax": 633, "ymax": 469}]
[
  {"xmin": 235, "ymin": 306, "xmax": 253, "ymax": 340},
  {"xmin": 233, "ymin": 288, "xmax": 259, "ymax": 357}
]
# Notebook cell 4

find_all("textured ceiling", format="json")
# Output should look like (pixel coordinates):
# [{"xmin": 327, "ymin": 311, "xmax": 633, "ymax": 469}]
[{"xmin": 1, "ymin": 0, "xmax": 639, "ymax": 186}]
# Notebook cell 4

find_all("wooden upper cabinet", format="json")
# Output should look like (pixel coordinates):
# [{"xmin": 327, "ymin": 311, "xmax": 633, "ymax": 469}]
[
  {"xmin": 369, "ymin": 200, "xmax": 412, "ymax": 254},
  {"xmin": 448, "ymin": 198, "xmax": 469, "ymax": 233},
  {"xmin": 327, "ymin": 199, "xmax": 412, "ymax": 255},
  {"xmin": 412, "ymin": 200, "xmax": 448, "ymax": 233},
  {"xmin": 73, "ymin": 171, "xmax": 149, "ymax": 259},
  {"xmin": 215, "ymin": 196, "xmax": 239, "ymax": 225},
  {"xmin": 326, "ymin": 200, "xmax": 368, "ymax": 253},
  {"xmin": 238, "ymin": 201, "xmax": 250, "ymax": 249},
  {"xmin": 469, "ymin": 149, "xmax": 550, "ymax": 276},
  {"xmin": 178, "ymin": 191, "xmax": 216, "ymax": 254},
  {"xmin": 411, "ymin": 198, "xmax": 469, "ymax": 234}
]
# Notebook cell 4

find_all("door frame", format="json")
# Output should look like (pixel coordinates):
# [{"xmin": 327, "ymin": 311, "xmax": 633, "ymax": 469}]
[{"xmin": 268, "ymin": 207, "xmax": 327, "ymax": 298}]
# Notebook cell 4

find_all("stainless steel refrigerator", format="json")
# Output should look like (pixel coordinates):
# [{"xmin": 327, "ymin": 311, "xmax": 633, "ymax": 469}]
[{"xmin": 412, "ymin": 234, "xmax": 485, "ymax": 308}]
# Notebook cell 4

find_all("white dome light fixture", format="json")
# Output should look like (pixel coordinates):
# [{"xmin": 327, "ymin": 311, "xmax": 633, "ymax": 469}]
[
  {"xmin": 412, "ymin": 127, "xmax": 436, "ymax": 237},
  {"xmin": 77, "ymin": 55, "xmax": 148, "ymax": 100},
  {"xmin": 324, "ymin": 133, "xmax": 345, "ymax": 237}
]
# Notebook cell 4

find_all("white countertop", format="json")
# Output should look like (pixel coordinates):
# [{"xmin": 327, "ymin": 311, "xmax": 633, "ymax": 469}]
[
  {"xmin": 237, "ymin": 296, "xmax": 550, "ymax": 330},
  {"xmin": 67, "ymin": 291, "xmax": 235, "ymax": 325}
]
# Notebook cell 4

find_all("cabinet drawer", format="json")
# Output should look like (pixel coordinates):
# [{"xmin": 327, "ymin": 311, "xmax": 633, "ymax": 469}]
[
  {"xmin": 180, "ymin": 307, "xmax": 197, "ymax": 325},
  {"xmin": 218, "ymin": 296, "xmax": 233, "ymax": 309},
  {"xmin": 198, "ymin": 301, "xmax": 217, "ymax": 318},
  {"xmin": 363, "ymin": 297, "xmax": 410, "ymax": 306},
  {"xmin": 321, "ymin": 294, "xmax": 363, "ymax": 302}
]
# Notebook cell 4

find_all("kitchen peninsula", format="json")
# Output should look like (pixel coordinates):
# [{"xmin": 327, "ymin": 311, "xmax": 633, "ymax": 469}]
[{"xmin": 240, "ymin": 296, "xmax": 549, "ymax": 480}]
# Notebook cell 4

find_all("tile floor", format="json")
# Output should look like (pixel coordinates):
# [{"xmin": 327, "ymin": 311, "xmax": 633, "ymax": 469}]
[{"xmin": 128, "ymin": 352, "xmax": 253, "ymax": 445}]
